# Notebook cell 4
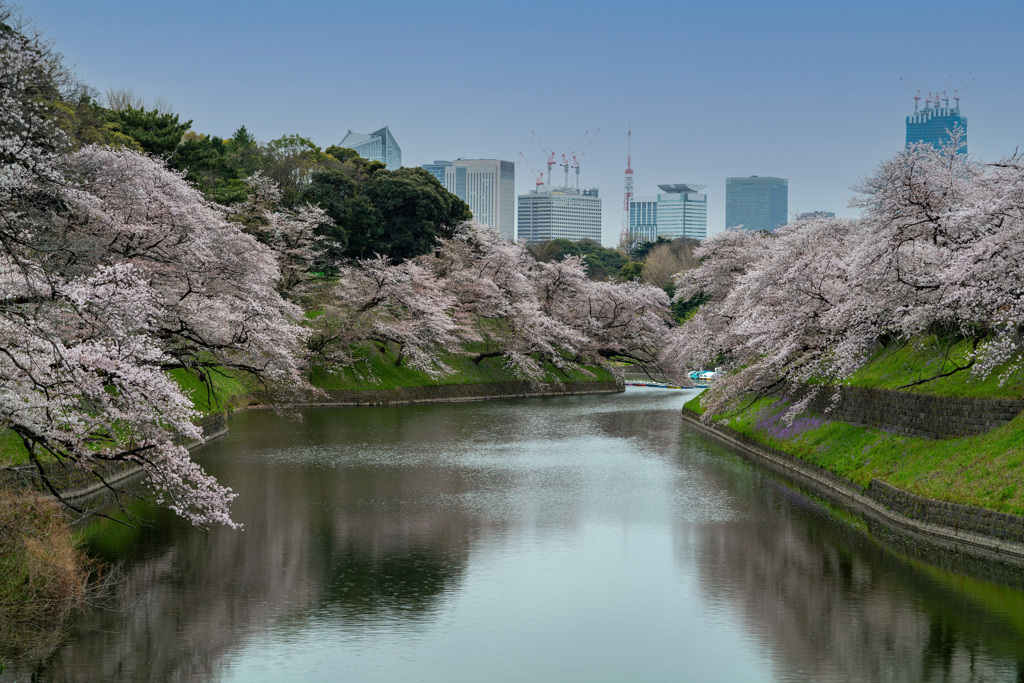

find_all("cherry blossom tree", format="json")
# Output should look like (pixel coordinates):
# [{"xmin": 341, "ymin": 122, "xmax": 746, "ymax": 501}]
[
  {"xmin": 0, "ymin": 18, "xmax": 308, "ymax": 526},
  {"xmin": 305, "ymin": 254, "xmax": 463, "ymax": 379},
  {"xmin": 666, "ymin": 134, "xmax": 1024, "ymax": 420},
  {"xmin": 426, "ymin": 223, "xmax": 673, "ymax": 380},
  {"xmin": 225, "ymin": 170, "xmax": 328, "ymax": 296}
]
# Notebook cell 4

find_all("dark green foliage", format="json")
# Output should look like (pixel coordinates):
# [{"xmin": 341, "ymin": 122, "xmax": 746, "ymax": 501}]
[
  {"xmin": 170, "ymin": 126, "xmax": 268, "ymax": 204},
  {"xmin": 302, "ymin": 169, "xmax": 361, "ymax": 264},
  {"xmin": 52, "ymin": 92, "xmax": 141, "ymax": 151},
  {"xmin": 618, "ymin": 261, "xmax": 644, "ymax": 281},
  {"xmin": 529, "ymin": 239, "xmax": 627, "ymax": 281},
  {"xmin": 108, "ymin": 106, "xmax": 191, "ymax": 157},
  {"xmin": 262, "ymin": 134, "xmax": 338, "ymax": 205},
  {"xmin": 362, "ymin": 167, "xmax": 471, "ymax": 262},
  {"xmin": 672, "ymin": 290, "xmax": 709, "ymax": 324},
  {"xmin": 629, "ymin": 237, "xmax": 672, "ymax": 260},
  {"xmin": 324, "ymin": 145, "xmax": 361, "ymax": 163},
  {"xmin": 303, "ymin": 164, "xmax": 468, "ymax": 264}
]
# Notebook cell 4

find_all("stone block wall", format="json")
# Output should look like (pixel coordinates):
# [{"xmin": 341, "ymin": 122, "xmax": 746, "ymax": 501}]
[
  {"xmin": 795, "ymin": 385, "xmax": 1024, "ymax": 440},
  {"xmin": 683, "ymin": 407, "xmax": 1024, "ymax": 552},
  {"xmin": 868, "ymin": 480, "xmax": 1024, "ymax": 544},
  {"xmin": 312, "ymin": 379, "xmax": 623, "ymax": 406}
]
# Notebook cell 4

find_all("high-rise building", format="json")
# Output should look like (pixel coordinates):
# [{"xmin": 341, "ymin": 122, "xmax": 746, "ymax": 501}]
[
  {"xmin": 518, "ymin": 186, "xmax": 602, "ymax": 243},
  {"xmin": 797, "ymin": 211, "xmax": 835, "ymax": 220},
  {"xmin": 725, "ymin": 176, "xmax": 788, "ymax": 233},
  {"xmin": 422, "ymin": 160, "xmax": 452, "ymax": 186},
  {"xmin": 629, "ymin": 198, "xmax": 658, "ymax": 242},
  {"xmin": 906, "ymin": 93, "xmax": 967, "ymax": 153},
  {"xmin": 629, "ymin": 184, "xmax": 708, "ymax": 242},
  {"xmin": 421, "ymin": 159, "xmax": 515, "ymax": 240},
  {"xmin": 653, "ymin": 184, "xmax": 707, "ymax": 240},
  {"xmin": 339, "ymin": 126, "xmax": 402, "ymax": 170}
]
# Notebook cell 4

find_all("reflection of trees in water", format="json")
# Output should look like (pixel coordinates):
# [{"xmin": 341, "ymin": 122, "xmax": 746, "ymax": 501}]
[
  {"xmin": 317, "ymin": 546, "xmax": 463, "ymax": 617},
  {"xmin": 18, "ymin": 420, "xmax": 493, "ymax": 682},
  {"xmin": 683, "ymin": 465, "xmax": 1024, "ymax": 682}
]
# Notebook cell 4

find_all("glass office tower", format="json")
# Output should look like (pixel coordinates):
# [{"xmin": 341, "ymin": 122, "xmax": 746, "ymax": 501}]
[
  {"xmin": 339, "ymin": 126, "xmax": 402, "ymax": 170},
  {"xmin": 654, "ymin": 184, "xmax": 707, "ymax": 240},
  {"xmin": 629, "ymin": 198, "xmax": 658, "ymax": 242},
  {"xmin": 906, "ymin": 96, "xmax": 967, "ymax": 153},
  {"xmin": 725, "ymin": 176, "xmax": 788, "ymax": 233},
  {"xmin": 630, "ymin": 184, "xmax": 707, "ymax": 242}
]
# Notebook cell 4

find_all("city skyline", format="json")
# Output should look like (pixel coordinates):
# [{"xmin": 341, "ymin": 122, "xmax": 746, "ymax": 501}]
[{"xmin": 22, "ymin": 0, "xmax": 1024, "ymax": 245}]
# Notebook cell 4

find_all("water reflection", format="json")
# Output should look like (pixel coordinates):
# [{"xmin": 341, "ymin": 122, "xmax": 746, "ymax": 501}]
[
  {"xmin": 6, "ymin": 390, "xmax": 1024, "ymax": 682},
  {"xmin": 683, "ymin": 436, "xmax": 1024, "ymax": 682}
]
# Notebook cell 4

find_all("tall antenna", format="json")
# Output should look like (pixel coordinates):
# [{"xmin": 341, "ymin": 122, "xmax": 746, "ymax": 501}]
[{"xmin": 619, "ymin": 124, "xmax": 634, "ymax": 247}]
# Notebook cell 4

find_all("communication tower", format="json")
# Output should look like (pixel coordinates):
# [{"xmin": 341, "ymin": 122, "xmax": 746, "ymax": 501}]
[{"xmin": 619, "ymin": 125, "xmax": 634, "ymax": 245}]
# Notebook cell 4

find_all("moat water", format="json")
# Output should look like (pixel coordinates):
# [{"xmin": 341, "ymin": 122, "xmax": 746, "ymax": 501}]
[{"xmin": 9, "ymin": 388, "xmax": 1024, "ymax": 681}]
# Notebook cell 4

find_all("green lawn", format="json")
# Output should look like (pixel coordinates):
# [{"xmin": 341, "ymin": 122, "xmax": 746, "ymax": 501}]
[
  {"xmin": 691, "ymin": 394, "xmax": 1024, "ymax": 516},
  {"xmin": 843, "ymin": 337, "xmax": 1024, "ymax": 399},
  {"xmin": 309, "ymin": 344, "xmax": 613, "ymax": 391}
]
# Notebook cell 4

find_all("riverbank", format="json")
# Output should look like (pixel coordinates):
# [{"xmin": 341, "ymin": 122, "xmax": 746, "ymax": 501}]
[
  {"xmin": 681, "ymin": 407, "xmax": 1024, "ymax": 566},
  {"xmin": 682, "ymin": 340, "xmax": 1024, "ymax": 565}
]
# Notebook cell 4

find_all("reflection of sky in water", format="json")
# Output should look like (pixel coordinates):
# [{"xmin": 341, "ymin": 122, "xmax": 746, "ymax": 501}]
[{"xmin": 13, "ymin": 388, "xmax": 1024, "ymax": 683}]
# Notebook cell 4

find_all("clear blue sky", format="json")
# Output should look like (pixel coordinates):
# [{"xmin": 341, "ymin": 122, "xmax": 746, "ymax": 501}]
[{"xmin": 23, "ymin": 0, "xmax": 1024, "ymax": 245}]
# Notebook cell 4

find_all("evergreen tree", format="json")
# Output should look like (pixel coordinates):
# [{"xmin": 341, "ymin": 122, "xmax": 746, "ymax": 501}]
[{"xmin": 109, "ymin": 106, "xmax": 191, "ymax": 157}]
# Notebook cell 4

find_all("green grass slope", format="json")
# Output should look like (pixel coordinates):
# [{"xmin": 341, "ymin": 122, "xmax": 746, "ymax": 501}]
[{"xmin": 685, "ymin": 336, "xmax": 1024, "ymax": 515}]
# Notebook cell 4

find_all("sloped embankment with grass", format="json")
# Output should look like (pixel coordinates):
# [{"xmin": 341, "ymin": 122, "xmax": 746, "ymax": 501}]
[
  {"xmin": 305, "ymin": 344, "xmax": 620, "ymax": 404},
  {"xmin": 684, "ymin": 338, "xmax": 1024, "ymax": 562}
]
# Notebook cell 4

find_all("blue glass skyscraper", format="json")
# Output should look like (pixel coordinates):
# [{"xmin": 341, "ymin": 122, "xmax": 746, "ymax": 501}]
[
  {"xmin": 725, "ymin": 176, "xmax": 788, "ymax": 233},
  {"xmin": 906, "ymin": 94, "xmax": 967, "ymax": 153},
  {"xmin": 339, "ymin": 126, "xmax": 402, "ymax": 170}
]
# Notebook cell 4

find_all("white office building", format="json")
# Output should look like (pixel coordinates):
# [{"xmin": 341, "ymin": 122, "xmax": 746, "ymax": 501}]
[
  {"xmin": 629, "ymin": 183, "xmax": 707, "ymax": 242},
  {"xmin": 517, "ymin": 186, "xmax": 602, "ymax": 243},
  {"xmin": 422, "ymin": 159, "xmax": 516, "ymax": 240}
]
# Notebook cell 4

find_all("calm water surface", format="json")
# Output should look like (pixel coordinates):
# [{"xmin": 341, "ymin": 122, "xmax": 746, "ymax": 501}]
[{"xmin": 10, "ymin": 388, "xmax": 1024, "ymax": 682}]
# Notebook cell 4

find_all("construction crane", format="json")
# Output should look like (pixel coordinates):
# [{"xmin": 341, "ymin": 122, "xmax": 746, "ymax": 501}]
[
  {"xmin": 560, "ymin": 154, "xmax": 570, "ymax": 188},
  {"xmin": 518, "ymin": 151, "xmax": 545, "ymax": 189},
  {"xmin": 569, "ymin": 129, "xmax": 600, "ymax": 190},
  {"xmin": 568, "ymin": 129, "xmax": 601, "ymax": 160},
  {"xmin": 531, "ymin": 131, "xmax": 557, "ymax": 187}
]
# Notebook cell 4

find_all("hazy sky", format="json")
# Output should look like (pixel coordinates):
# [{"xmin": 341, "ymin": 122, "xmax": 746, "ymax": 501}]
[{"xmin": 23, "ymin": 0, "xmax": 1024, "ymax": 245}]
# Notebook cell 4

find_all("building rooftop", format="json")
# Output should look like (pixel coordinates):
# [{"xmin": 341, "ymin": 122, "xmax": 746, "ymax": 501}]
[{"xmin": 658, "ymin": 183, "xmax": 707, "ymax": 194}]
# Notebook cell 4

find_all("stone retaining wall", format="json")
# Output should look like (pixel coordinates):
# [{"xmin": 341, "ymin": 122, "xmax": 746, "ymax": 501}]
[
  {"xmin": 682, "ymin": 407, "xmax": 1024, "ymax": 563},
  {"xmin": 868, "ymin": 479, "xmax": 1024, "ymax": 544},
  {"xmin": 292, "ymin": 379, "xmax": 623, "ymax": 406},
  {"xmin": 793, "ymin": 385, "xmax": 1024, "ymax": 440}
]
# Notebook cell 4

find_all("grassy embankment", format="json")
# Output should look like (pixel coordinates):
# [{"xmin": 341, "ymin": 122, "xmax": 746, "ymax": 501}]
[{"xmin": 686, "ymin": 337, "xmax": 1024, "ymax": 516}]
